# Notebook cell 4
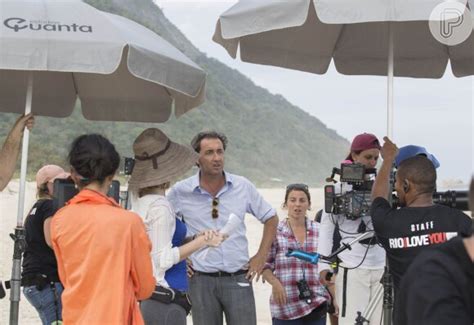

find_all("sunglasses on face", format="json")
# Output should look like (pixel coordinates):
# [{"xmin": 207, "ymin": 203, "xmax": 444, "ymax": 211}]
[
  {"xmin": 212, "ymin": 197, "xmax": 219, "ymax": 219},
  {"xmin": 286, "ymin": 183, "xmax": 309, "ymax": 191}
]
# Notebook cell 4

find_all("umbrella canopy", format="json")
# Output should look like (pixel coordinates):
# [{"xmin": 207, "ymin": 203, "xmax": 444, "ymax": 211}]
[
  {"xmin": 0, "ymin": 3, "xmax": 207, "ymax": 323},
  {"xmin": 213, "ymin": 0, "xmax": 474, "ymax": 78},
  {"xmin": 0, "ymin": 0, "xmax": 207, "ymax": 122}
]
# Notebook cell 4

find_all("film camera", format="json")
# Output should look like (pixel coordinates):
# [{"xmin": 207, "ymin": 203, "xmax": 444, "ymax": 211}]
[
  {"xmin": 432, "ymin": 190, "xmax": 469, "ymax": 211},
  {"xmin": 324, "ymin": 163, "xmax": 376, "ymax": 220},
  {"xmin": 324, "ymin": 163, "xmax": 470, "ymax": 219},
  {"xmin": 52, "ymin": 178, "xmax": 121, "ymax": 209}
]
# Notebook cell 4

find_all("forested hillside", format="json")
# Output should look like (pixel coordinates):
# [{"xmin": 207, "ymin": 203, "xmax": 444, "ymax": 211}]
[{"xmin": 0, "ymin": 0, "xmax": 349, "ymax": 186}]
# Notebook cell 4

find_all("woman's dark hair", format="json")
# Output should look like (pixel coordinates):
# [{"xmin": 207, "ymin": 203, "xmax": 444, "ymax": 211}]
[
  {"xmin": 283, "ymin": 183, "xmax": 311, "ymax": 207},
  {"xmin": 68, "ymin": 134, "xmax": 120, "ymax": 186},
  {"xmin": 346, "ymin": 151, "xmax": 359, "ymax": 162}
]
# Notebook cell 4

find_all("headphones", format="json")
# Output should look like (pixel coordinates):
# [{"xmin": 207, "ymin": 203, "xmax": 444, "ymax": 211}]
[{"xmin": 403, "ymin": 180, "xmax": 409, "ymax": 193}]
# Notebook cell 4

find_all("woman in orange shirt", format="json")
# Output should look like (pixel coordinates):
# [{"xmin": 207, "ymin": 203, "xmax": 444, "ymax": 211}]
[{"xmin": 51, "ymin": 134, "xmax": 155, "ymax": 324}]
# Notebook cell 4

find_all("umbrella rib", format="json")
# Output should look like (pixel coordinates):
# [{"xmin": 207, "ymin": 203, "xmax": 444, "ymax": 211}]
[
  {"xmin": 71, "ymin": 72, "xmax": 79, "ymax": 105},
  {"xmin": 330, "ymin": 23, "xmax": 346, "ymax": 68}
]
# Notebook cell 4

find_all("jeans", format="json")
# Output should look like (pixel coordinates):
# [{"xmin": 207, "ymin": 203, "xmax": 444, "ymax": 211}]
[{"xmin": 23, "ymin": 282, "xmax": 63, "ymax": 325}]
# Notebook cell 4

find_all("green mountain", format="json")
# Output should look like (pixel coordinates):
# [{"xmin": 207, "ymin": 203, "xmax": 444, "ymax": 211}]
[{"xmin": 0, "ymin": 0, "xmax": 349, "ymax": 187}]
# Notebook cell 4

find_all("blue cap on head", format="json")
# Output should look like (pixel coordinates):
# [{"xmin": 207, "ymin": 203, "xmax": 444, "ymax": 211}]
[{"xmin": 395, "ymin": 145, "xmax": 440, "ymax": 169}]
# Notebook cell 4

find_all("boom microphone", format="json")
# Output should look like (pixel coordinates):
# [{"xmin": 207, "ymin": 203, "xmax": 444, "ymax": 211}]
[{"xmin": 286, "ymin": 249, "xmax": 321, "ymax": 264}]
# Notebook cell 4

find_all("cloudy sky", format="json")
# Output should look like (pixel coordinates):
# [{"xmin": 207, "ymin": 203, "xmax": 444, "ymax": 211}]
[{"xmin": 154, "ymin": 0, "xmax": 473, "ymax": 185}]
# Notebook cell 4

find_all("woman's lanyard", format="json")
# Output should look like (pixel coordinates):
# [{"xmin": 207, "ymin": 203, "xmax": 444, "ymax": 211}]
[{"xmin": 287, "ymin": 217, "xmax": 308, "ymax": 279}]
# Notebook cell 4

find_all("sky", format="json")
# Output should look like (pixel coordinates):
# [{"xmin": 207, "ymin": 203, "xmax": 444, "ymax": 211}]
[{"xmin": 154, "ymin": 0, "xmax": 473, "ymax": 185}]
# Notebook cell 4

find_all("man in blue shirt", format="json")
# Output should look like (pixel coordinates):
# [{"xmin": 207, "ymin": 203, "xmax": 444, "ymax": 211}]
[{"xmin": 168, "ymin": 131, "xmax": 278, "ymax": 325}]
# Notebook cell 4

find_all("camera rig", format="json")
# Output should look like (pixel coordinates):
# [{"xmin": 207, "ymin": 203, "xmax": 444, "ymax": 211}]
[
  {"xmin": 324, "ymin": 163, "xmax": 376, "ymax": 220},
  {"xmin": 324, "ymin": 163, "xmax": 470, "ymax": 219}
]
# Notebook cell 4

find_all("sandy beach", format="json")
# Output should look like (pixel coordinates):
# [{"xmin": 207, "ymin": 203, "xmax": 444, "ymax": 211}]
[{"xmin": 0, "ymin": 181, "xmax": 324, "ymax": 324}]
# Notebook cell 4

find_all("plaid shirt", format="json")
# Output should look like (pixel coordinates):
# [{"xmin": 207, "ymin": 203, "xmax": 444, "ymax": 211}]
[{"xmin": 265, "ymin": 218, "xmax": 329, "ymax": 320}]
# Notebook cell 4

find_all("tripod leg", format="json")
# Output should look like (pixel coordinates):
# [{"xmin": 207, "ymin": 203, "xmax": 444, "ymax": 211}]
[
  {"xmin": 382, "ymin": 268, "xmax": 393, "ymax": 325},
  {"xmin": 9, "ymin": 227, "xmax": 26, "ymax": 325},
  {"xmin": 355, "ymin": 284, "xmax": 383, "ymax": 324},
  {"xmin": 0, "ymin": 281, "xmax": 5, "ymax": 299}
]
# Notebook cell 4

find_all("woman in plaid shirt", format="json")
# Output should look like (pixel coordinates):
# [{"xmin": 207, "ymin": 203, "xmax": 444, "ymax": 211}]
[{"xmin": 263, "ymin": 184, "xmax": 331, "ymax": 324}]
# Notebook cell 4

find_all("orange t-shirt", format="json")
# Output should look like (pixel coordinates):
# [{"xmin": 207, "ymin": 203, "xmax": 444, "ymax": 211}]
[{"xmin": 51, "ymin": 189, "xmax": 155, "ymax": 325}]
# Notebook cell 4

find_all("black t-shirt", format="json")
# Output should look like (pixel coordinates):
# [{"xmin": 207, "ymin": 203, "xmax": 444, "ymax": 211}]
[
  {"xmin": 395, "ymin": 236, "xmax": 474, "ymax": 325},
  {"xmin": 370, "ymin": 197, "xmax": 472, "ymax": 292},
  {"xmin": 22, "ymin": 199, "xmax": 59, "ymax": 278}
]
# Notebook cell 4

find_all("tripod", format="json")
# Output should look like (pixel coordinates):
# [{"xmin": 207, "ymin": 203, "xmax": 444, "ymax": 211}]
[
  {"xmin": 354, "ymin": 265, "xmax": 393, "ymax": 325},
  {"xmin": 9, "ymin": 226, "xmax": 27, "ymax": 325},
  {"xmin": 355, "ymin": 282, "xmax": 383, "ymax": 325}
]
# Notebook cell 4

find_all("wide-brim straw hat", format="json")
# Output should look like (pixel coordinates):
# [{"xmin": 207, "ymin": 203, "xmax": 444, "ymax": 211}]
[{"xmin": 128, "ymin": 128, "xmax": 199, "ymax": 191}]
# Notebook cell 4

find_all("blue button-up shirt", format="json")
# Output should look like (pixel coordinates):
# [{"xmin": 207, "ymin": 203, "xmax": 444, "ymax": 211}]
[{"xmin": 167, "ymin": 171, "xmax": 276, "ymax": 273}]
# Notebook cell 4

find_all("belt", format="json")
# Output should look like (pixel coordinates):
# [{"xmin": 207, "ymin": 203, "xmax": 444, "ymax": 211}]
[
  {"xmin": 195, "ymin": 269, "xmax": 247, "ymax": 277},
  {"xmin": 21, "ymin": 274, "xmax": 60, "ymax": 288},
  {"xmin": 4, "ymin": 274, "xmax": 60, "ymax": 291}
]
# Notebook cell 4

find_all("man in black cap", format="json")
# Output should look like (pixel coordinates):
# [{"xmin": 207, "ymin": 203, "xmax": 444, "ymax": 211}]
[{"xmin": 395, "ymin": 179, "xmax": 474, "ymax": 325}]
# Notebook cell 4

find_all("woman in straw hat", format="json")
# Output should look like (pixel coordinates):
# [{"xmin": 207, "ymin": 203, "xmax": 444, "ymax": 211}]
[
  {"xmin": 129, "ymin": 128, "xmax": 226, "ymax": 325},
  {"xmin": 22, "ymin": 165, "xmax": 69, "ymax": 325}
]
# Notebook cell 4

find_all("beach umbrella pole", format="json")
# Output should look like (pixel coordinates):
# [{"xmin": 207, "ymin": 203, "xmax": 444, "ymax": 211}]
[
  {"xmin": 387, "ymin": 23, "xmax": 394, "ymax": 139},
  {"xmin": 380, "ymin": 24, "xmax": 395, "ymax": 325},
  {"xmin": 9, "ymin": 73, "xmax": 33, "ymax": 325}
]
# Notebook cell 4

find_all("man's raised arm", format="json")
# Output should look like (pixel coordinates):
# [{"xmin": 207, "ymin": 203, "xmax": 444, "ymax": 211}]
[{"xmin": 371, "ymin": 136, "xmax": 398, "ymax": 201}]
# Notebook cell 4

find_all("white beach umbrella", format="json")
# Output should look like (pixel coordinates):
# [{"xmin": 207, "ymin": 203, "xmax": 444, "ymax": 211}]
[
  {"xmin": 0, "ymin": 1, "xmax": 206, "ymax": 322},
  {"xmin": 0, "ymin": 0, "xmax": 207, "ymax": 224},
  {"xmin": 213, "ymin": 0, "xmax": 473, "ymax": 136},
  {"xmin": 0, "ymin": 0, "xmax": 206, "ymax": 122},
  {"xmin": 214, "ymin": 3, "xmax": 473, "ymax": 324}
]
